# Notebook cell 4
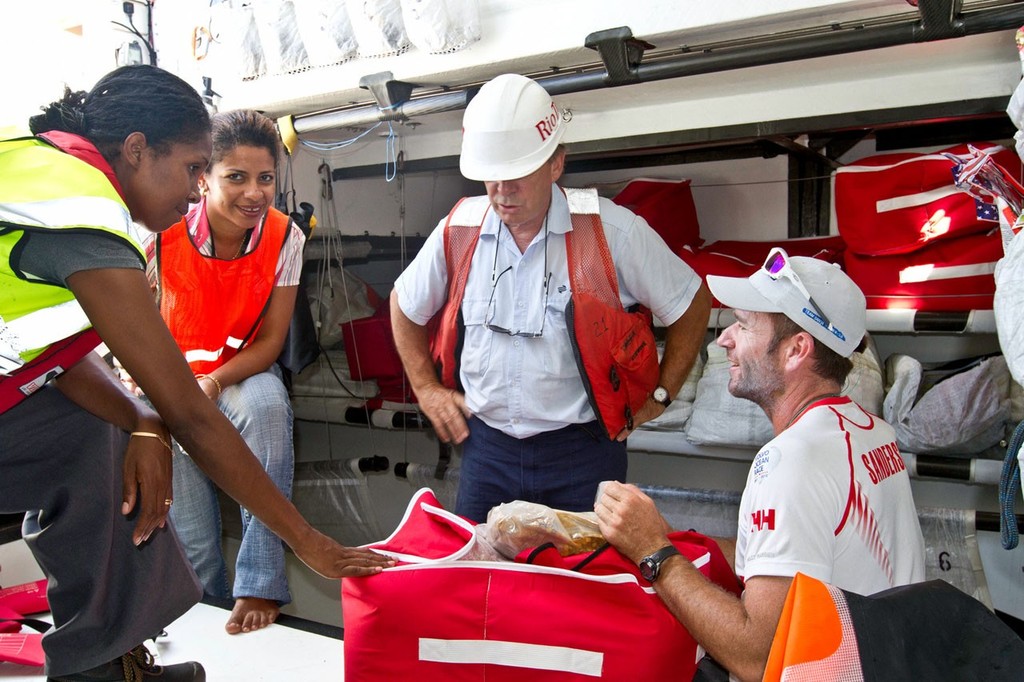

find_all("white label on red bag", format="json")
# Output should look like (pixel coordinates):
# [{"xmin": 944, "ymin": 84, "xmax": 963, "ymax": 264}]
[
  {"xmin": 876, "ymin": 186, "xmax": 961, "ymax": 213},
  {"xmin": 899, "ymin": 261, "xmax": 998, "ymax": 284},
  {"xmin": 419, "ymin": 638, "xmax": 604, "ymax": 677}
]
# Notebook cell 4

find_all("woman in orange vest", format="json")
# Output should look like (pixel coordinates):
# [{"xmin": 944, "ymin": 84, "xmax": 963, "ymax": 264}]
[{"xmin": 130, "ymin": 110, "xmax": 305, "ymax": 635}]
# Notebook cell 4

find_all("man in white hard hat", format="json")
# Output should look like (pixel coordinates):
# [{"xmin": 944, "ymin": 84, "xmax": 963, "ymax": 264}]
[
  {"xmin": 391, "ymin": 73, "xmax": 711, "ymax": 522},
  {"xmin": 595, "ymin": 249, "xmax": 925, "ymax": 682}
]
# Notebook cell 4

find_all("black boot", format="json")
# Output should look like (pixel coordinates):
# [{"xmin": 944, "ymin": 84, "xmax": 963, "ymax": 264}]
[{"xmin": 47, "ymin": 644, "xmax": 205, "ymax": 682}]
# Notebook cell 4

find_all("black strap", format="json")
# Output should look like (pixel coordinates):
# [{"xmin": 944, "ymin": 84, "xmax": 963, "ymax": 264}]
[{"xmin": 0, "ymin": 617, "xmax": 51, "ymax": 633}]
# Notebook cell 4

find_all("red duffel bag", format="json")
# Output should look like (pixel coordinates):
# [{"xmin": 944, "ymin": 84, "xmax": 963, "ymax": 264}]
[
  {"xmin": 833, "ymin": 142, "xmax": 1020, "ymax": 256},
  {"xmin": 610, "ymin": 178, "xmax": 702, "ymax": 255},
  {"xmin": 678, "ymin": 237, "xmax": 846, "ymax": 307},
  {"xmin": 342, "ymin": 488, "xmax": 739, "ymax": 681},
  {"xmin": 843, "ymin": 229, "xmax": 1002, "ymax": 311}
]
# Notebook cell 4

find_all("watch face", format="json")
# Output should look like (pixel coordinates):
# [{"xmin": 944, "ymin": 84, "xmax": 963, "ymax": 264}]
[
  {"xmin": 639, "ymin": 558, "xmax": 656, "ymax": 582},
  {"xmin": 653, "ymin": 387, "xmax": 669, "ymax": 402}
]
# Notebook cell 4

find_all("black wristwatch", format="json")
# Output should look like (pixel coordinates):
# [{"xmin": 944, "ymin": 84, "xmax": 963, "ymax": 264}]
[
  {"xmin": 639, "ymin": 545, "xmax": 680, "ymax": 582},
  {"xmin": 652, "ymin": 385, "xmax": 672, "ymax": 408}
]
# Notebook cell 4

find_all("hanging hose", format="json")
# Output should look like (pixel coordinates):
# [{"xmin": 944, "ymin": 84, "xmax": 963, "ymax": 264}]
[{"xmin": 999, "ymin": 419, "xmax": 1024, "ymax": 549}]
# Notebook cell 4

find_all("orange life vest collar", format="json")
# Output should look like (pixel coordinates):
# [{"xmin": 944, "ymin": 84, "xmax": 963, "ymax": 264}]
[{"xmin": 156, "ymin": 207, "xmax": 290, "ymax": 375}]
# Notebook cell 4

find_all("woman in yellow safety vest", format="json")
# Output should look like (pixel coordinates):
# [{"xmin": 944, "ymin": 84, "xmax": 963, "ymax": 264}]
[{"xmin": 0, "ymin": 65, "xmax": 389, "ymax": 682}]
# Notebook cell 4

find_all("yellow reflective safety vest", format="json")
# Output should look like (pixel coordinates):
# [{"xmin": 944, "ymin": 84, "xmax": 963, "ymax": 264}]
[{"xmin": 0, "ymin": 134, "xmax": 144, "ymax": 410}]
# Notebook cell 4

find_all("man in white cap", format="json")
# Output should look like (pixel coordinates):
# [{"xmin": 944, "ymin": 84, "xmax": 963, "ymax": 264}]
[
  {"xmin": 391, "ymin": 73, "xmax": 711, "ymax": 522},
  {"xmin": 596, "ymin": 248, "xmax": 925, "ymax": 682}
]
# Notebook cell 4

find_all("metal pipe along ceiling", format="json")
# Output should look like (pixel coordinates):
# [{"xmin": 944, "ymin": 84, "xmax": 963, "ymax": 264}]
[{"xmin": 293, "ymin": 1, "xmax": 1024, "ymax": 136}]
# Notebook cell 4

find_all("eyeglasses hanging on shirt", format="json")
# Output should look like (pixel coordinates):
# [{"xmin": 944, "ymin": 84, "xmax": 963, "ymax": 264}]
[{"xmin": 484, "ymin": 218, "xmax": 551, "ymax": 338}]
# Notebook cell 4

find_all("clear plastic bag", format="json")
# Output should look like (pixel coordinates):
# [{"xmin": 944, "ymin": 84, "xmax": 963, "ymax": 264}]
[{"xmin": 481, "ymin": 500, "xmax": 606, "ymax": 559}]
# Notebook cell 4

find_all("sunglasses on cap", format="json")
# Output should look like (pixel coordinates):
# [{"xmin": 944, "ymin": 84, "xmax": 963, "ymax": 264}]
[{"xmin": 762, "ymin": 247, "xmax": 844, "ymax": 342}]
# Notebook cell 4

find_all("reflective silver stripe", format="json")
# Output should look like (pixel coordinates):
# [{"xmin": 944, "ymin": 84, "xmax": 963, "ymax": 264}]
[
  {"xmin": 0, "ymin": 195, "xmax": 140, "ymax": 243},
  {"xmin": 0, "ymin": 354, "xmax": 23, "ymax": 375},
  {"xmin": 184, "ymin": 348, "xmax": 224, "ymax": 364},
  {"xmin": 418, "ymin": 638, "xmax": 603, "ymax": 677},
  {"xmin": 565, "ymin": 187, "xmax": 600, "ymax": 215},
  {"xmin": 183, "ymin": 337, "xmax": 245, "ymax": 363},
  {"xmin": 0, "ymin": 314, "xmax": 24, "ymax": 374},
  {"xmin": 449, "ymin": 196, "xmax": 490, "ymax": 225},
  {"xmin": 4, "ymin": 300, "xmax": 91, "ymax": 353}
]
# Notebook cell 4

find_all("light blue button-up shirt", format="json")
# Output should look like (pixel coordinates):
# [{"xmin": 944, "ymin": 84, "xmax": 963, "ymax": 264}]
[{"xmin": 395, "ymin": 185, "xmax": 702, "ymax": 438}]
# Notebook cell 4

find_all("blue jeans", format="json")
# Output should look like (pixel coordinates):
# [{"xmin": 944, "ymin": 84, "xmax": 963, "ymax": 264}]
[
  {"xmin": 168, "ymin": 367, "xmax": 293, "ymax": 605},
  {"xmin": 455, "ymin": 417, "xmax": 627, "ymax": 523}
]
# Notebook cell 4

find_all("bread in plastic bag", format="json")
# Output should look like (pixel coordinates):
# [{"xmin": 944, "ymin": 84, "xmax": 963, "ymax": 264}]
[{"xmin": 481, "ymin": 500, "xmax": 606, "ymax": 559}]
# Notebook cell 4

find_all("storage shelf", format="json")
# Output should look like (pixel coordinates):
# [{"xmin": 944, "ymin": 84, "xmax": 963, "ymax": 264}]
[{"xmin": 704, "ymin": 308, "xmax": 996, "ymax": 334}]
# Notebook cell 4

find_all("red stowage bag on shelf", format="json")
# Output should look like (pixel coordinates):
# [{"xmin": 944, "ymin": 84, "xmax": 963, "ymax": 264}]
[
  {"xmin": 611, "ymin": 178, "xmax": 702, "ymax": 255},
  {"xmin": 342, "ymin": 489, "xmax": 739, "ymax": 682},
  {"xmin": 678, "ymin": 237, "xmax": 846, "ymax": 306},
  {"xmin": 340, "ymin": 304, "xmax": 414, "ymax": 403},
  {"xmin": 833, "ymin": 142, "xmax": 1021, "ymax": 256},
  {"xmin": 843, "ymin": 229, "xmax": 1002, "ymax": 311}
]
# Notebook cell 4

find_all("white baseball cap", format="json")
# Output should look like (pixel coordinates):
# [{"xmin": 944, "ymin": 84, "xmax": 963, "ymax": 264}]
[
  {"xmin": 460, "ymin": 73, "xmax": 566, "ymax": 182},
  {"xmin": 706, "ymin": 248, "xmax": 866, "ymax": 357}
]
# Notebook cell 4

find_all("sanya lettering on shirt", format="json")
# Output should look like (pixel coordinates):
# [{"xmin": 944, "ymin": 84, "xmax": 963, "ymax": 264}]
[{"xmin": 860, "ymin": 441, "xmax": 907, "ymax": 484}]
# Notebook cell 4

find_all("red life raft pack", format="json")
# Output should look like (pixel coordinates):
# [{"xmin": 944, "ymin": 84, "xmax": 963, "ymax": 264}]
[
  {"xmin": 677, "ymin": 237, "xmax": 846, "ymax": 307},
  {"xmin": 843, "ymin": 229, "xmax": 1002, "ymax": 311},
  {"xmin": 342, "ymin": 488, "xmax": 740, "ymax": 681},
  {"xmin": 609, "ymin": 178, "xmax": 702, "ymax": 256},
  {"xmin": 833, "ymin": 142, "xmax": 1021, "ymax": 256}
]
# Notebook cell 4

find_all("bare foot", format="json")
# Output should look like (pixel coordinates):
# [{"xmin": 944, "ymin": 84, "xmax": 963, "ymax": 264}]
[{"xmin": 225, "ymin": 597, "xmax": 280, "ymax": 635}]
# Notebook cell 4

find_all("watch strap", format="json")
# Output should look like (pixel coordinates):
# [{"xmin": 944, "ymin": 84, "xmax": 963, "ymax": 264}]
[{"xmin": 641, "ymin": 544, "xmax": 680, "ymax": 582}]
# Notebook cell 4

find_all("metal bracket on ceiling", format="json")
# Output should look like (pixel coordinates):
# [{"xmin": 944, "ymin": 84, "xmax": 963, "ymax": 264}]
[
  {"xmin": 584, "ymin": 26, "xmax": 655, "ymax": 86},
  {"xmin": 765, "ymin": 135, "xmax": 844, "ymax": 169},
  {"xmin": 359, "ymin": 71, "xmax": 417, "ymax": 121},
  {"xmin": 913, "ymin": 0, "xmax": 964, "ymax": 40}
]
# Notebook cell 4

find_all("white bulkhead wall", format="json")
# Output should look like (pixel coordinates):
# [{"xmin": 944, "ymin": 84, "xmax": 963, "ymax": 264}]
[{"xmin": 148, "ymin": 1, "xmax": 1023, "ymax": 243}]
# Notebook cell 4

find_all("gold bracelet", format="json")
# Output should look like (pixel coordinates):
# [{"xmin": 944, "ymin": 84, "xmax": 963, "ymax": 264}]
[
  {"xmin": 195, "ymin": 373, "xmax": 222, "ymax": 396},
  {"xmin": 130, "ymin": 431, "xmax": 172, "ymax": 452}
]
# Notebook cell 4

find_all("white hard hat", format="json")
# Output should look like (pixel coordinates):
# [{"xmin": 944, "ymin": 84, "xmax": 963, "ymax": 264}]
[{"xmin": 460, "ymin": 73, "xmax": 567, "ymax": 182}]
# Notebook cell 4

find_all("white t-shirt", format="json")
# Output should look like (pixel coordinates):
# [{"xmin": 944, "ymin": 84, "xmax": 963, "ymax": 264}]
[
  {"xmin": 394, "ymin": 185, "xmax": 702, "ymax": 438},
  {"xmin": 735, "ymin": 396, "xmax": 925, "ymax": 595}
]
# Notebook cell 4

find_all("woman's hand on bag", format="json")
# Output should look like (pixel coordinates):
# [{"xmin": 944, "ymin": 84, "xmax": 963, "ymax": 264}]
[{"xmin": 292, "ymin": 527, "xmax": 395, "ymax": 579}]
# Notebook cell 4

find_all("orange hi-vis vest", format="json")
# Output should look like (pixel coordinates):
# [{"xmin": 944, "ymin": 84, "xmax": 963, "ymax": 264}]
[
  {"xmin": 156, "ymin": 207, "xmax": 290, "ymax": 375},
  {"xmin": 431, "ymin": 188, "xmax": 659, "ymax": 438}
]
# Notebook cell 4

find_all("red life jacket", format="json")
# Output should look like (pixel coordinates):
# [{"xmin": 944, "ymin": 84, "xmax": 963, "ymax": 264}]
[
  {"xmin": 156, "ymin": 207, "xmax": 290, "ymax": 375},
  {"xmin": 431, "ymin": 188, "xmax": 659, "ymax": 438}
]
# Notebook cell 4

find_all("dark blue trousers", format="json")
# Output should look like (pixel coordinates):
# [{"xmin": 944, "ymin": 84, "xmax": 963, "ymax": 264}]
[{"xmin": 455, "ymin": 416, "xmax": 627, "ymax": 523}]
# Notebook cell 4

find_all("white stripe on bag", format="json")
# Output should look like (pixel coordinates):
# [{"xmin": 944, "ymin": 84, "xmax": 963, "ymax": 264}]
[
  {"xmin": 899, "ymin": 261, "xmax": 997, "ymax": 283},
  {"xmin": 875, "ymin": 185, "xmax": 961, "ymax": 213},
  {"xmin": 418, "ymin": 638, "xmax": 604, "ymax": 677}
]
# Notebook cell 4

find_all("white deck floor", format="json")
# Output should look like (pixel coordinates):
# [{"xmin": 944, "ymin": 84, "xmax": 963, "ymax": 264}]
[{"xmin": 0, "ymin": 540, "xmax": 345, "ymax": 681}]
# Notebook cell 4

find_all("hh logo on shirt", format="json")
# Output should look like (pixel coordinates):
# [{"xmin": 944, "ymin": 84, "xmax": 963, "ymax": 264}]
[{"xmin": 751, "ymin": 508, "xmax": 775, "ymax": 532}]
